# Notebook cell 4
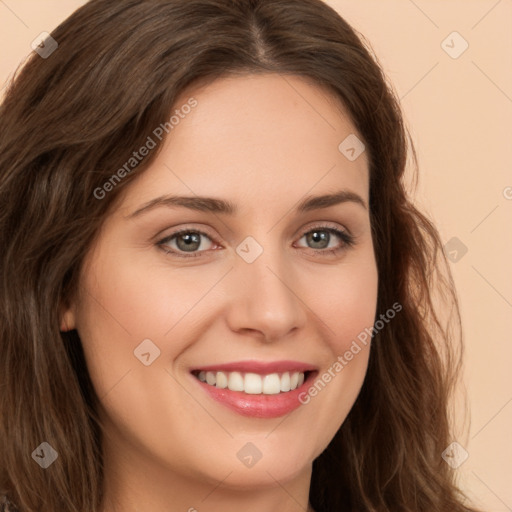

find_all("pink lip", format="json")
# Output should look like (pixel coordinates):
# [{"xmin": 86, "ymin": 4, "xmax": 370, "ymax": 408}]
[
  {"xmin": 190, "ymin": 360, "xmax": 317, "ymax": 374},
  {"xmin": 189, "ymin": 361, "xmax": 318, "ymax": 419}
]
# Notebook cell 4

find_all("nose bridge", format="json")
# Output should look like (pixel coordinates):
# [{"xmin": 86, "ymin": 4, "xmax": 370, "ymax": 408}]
[{"xmin": 227, "ymin": 234, "xmax": 307, "ymax": 340}]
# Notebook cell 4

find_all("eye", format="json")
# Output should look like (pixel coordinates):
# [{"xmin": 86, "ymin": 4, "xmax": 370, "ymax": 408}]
[
  {"xmin": 157, "ymin": 224, "xmax": 355, "ymax": 259},
  {"xmin": 157, "ymin": 229, "xmax": 217, "ymax": 258},
  {"xmin": 295, "ymin": 225, "xmax": 355, "ymax": 256}
]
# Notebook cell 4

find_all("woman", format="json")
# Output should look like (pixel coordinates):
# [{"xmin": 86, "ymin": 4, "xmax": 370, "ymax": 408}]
[{"xmin": 0, "ymin": 0, "xmax": 482, "ymax": 511}]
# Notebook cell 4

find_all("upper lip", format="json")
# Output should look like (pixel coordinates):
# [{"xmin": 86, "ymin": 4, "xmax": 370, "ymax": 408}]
[{"xmin": 190, "ymin": 360, "xmax": 318, "ymax": 375}]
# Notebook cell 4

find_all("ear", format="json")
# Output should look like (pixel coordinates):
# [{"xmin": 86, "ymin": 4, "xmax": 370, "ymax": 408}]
[{"xmin": 59, "ymin": 300, "xmax": 77, "ymax": 332}]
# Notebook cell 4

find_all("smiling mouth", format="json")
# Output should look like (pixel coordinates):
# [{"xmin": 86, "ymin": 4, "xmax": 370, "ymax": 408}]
[{"xmin": 191, "ymin": 370, "xmax": 313, "ymax": 395}]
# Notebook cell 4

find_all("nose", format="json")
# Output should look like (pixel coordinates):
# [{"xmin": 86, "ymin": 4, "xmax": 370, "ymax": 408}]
[{"xmin": 225, "ymin": 245, "xmax": 307, "ymax": 343}]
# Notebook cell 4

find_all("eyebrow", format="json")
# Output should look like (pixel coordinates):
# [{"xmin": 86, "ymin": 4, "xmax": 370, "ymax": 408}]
[{"xmin": 127, "ymin": 189, "xmax": 367, "ymax": 218}]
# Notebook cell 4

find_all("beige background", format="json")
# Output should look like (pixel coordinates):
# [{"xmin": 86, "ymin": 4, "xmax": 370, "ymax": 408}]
[{"xmin": 1, "ymin": 1, "xmax": 510, "ymax": 510}]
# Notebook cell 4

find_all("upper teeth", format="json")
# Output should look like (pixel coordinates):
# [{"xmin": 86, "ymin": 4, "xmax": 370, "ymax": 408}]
[{"xmin": 196, "ymin": 371, "xmax": 305, "ymax": 394}]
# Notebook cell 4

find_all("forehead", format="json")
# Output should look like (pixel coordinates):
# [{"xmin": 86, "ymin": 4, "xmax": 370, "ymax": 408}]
[{"xmin": 120, "ymin": 73, "xmax": 369, "ymax": 215}]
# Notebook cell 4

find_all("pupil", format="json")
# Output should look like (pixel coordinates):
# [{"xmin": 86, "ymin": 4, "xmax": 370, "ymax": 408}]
[
  {"xmin": 178, "ymin": 233, "xmax": 200, "ymax": 251},
  {"xmin": 309, "ymin": 231, "xmax": 328, "ymax": 249}
]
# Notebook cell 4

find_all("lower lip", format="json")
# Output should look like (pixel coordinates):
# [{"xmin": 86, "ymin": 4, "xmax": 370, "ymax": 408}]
[{"xmin": 193, "ymin": 373, "xmax": 316, "ymax": 418}]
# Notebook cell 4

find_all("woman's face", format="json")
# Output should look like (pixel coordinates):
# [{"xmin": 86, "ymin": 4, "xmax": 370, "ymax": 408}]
[{"xmin": 63, "ymin": 73, "xmax": 378, "ymax": 495}]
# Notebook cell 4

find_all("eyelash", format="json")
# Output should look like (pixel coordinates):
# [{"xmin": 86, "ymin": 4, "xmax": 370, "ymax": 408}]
[{"xmin": 157, "ymin": 224, "xmax": 356, "ymax": 259}]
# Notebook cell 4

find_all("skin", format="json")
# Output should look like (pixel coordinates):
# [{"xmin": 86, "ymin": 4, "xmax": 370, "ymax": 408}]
[{"xmin": 62, "ymin": 73, "xmax": 378, "ymax": 512}]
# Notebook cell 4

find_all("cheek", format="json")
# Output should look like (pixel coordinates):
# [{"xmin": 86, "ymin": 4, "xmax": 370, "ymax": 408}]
[
  {"xmin": 74, "ymin": 249, "xmax": 188, "ymax": 394},
  {"xmin": 310, "ymin": 258, "xmax": 379, "ymax": 353},
  {"xmin": 326, "ymin": 260, "xmax": 378, "ymax": 384},
  {"xmin": 296, "ymin": 256, "xmax": 378, "ymax": 447},
  {"xmin": 337, "ymin": 267, "xmax": 378, "ymax": 348},
  {"xmin": 77, "ymin": 247, "xmax": 206, "ymax": 345}
]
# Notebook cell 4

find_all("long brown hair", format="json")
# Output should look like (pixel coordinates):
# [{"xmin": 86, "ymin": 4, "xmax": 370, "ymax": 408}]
[{"xmin": 0, "ymin": 1, "xmax": 480, "ymax": 510}]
